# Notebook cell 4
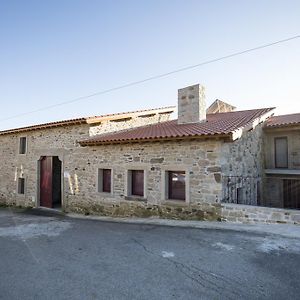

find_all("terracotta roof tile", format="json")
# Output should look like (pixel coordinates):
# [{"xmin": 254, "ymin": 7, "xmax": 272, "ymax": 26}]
[
  {"xmin": 266, "ymin": 113, "xmax": 300, "ymax": 128},
  {"xmin": 80, "ymin": 107, "xmax": 274, "ymax": 145}
]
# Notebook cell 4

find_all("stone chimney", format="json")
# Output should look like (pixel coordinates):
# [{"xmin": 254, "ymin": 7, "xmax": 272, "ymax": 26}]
[{"xmin": 178, "ymin": 84, "xmax": 206, "ymax": 124}]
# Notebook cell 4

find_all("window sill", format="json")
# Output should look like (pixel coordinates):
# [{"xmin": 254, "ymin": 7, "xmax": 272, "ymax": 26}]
[{"xmin": 125, "ymin": 196, "xmax": 147, "ymax": 202}]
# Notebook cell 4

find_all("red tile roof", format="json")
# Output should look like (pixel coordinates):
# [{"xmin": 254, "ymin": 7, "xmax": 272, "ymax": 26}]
[
  {"xmin": 0, "ymin": 106, "xmax": 175, "ymax": 136},
  {"xmin": 266, "ymin": 113, "xmax": 300, "ymax": 128},
  {"xmin": 79, "ymin": 107, "xmax": 275, "ymax": 145}
]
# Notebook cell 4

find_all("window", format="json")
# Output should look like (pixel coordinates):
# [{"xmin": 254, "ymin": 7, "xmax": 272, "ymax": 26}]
[
  {"xmin": 18, "ymin": 178, "xmax": 25, "ymax": 194},
  {"xmin": 275, "ymin": 137, "xmax": 288, "ymax": 168},
  {"xmin": 236, "ymin": 187, "xmax": 243, "ymax": 204},
  {"xmin": 98, "ymin": 169, "xmax": 112, "ymax": 193},
  {"xmin": 168, "ymin": 171, "xmax": 186, "ymax": 201},
  {"xmin": 19, "ymin": 137, "xmax": 27, "ymax": 154},
  {"xmin": 131, "ymin": 170, "xmax": 144, "ymax": 197}
]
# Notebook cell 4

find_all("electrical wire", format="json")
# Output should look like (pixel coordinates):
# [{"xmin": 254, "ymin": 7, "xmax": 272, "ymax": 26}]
[{"xmin": 0, "ymin": 34, "xmax": 299, "ymax": 123}]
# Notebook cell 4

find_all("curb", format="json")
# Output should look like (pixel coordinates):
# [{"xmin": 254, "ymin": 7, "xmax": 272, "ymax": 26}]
[{"xmin": 66, "ymin": 213, "xmax": 300, "ymax": 239}]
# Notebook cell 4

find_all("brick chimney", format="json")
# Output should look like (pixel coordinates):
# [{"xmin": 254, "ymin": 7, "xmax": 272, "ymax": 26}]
[{"xmin": 178, "ymin": 84, "xmax": 206, "ymax": 124}]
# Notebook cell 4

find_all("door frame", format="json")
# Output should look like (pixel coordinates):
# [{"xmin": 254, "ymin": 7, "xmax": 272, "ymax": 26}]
[{"xmin": 36, "ymin": 155, "xmax": 64, "ymax": 210}]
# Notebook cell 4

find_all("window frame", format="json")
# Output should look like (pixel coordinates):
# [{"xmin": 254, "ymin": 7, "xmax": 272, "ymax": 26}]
[
  {"xmin": 125, "ymin": 167, "xmax": 147, "ymax": 200},
  {"xmin": 19, "ymin": 136, "xmax": 27, "ymax": 155},
  {"xmin": 161, "ymin": 166, "xmax": 190, "ymax": 204},
  {"xmin": 97, "ymin": 168, "xmax": 113, "ymax": 195},
  {"xmin": 167, "ymin": 171, "xmax": 186, "ymax": 201},
  {"xmin": 274, "ymin": 137, "xmax": 288, "ymax": 168},
  {"xmin": 17, "ymin": 177, "xmax": 25, "ymax": 195},
  {"xmin": 131, "ymin": 170, "xmax": 145, "ymax": 197}
]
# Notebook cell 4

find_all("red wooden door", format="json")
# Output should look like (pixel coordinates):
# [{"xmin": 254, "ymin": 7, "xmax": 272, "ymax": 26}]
[{"xmin": 40, "ymin": 156, "xmax": 53, "ymax": 208}]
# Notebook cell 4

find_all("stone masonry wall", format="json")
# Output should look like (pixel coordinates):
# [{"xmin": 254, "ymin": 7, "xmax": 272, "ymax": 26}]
[
  {"xmin": 64, "ymin": 138, "xmax": 224, "ymax": 220},
  {"xmin": 0, "ymin": 112, "xmax": 173, "ymax": 209},
  {"xmin": 89, "ymin": 113, "xmax": 171, "ymax": 136},
  {"xmin": 178, "ymin": 84, "xmax": 206, "ymax": 124},
  {"xmin": 220, "ymin": 124, "xmax": 264, "ymax": 205},
  {"xmin": 0, "ymin": 124, "xmax": 90, "ymax": 207},
  {"xmin": 221, "ymin": 203, "xmax": 300, "ymax": 224}
]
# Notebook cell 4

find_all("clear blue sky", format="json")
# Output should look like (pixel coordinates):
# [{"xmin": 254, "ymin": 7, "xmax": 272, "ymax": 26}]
[{"xmin": 0, "ymin": 0, "xmax": 299, "ymax": 130}]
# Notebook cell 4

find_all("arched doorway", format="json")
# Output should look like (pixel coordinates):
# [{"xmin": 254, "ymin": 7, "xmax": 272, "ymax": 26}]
[{"xmin": 39, "ymin": 156, "xmax": 62, "ymax": 209}]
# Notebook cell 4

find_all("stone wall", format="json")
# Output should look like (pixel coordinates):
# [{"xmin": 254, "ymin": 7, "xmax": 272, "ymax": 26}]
[
  {"xmin": 65, "ymin": 138, "xmax": 224, "ymax": 218},
  {"xmin": 70, "ymin": 201, "xmax": 222, "ymax": 221},
  {"xmin": 89, "ymin": 113, "xmax": 171, "ymax": 136},
  {"xmin": 221, "ymin": 203, "xmax": 300, "ymax": 224},
  {"xmin": 220, "ymin": 124, "xmax": 264, "ymax": 205},
  {"xmin": 0, "ymin": 112, "xmax": 173, "ymax": 208},
  {"xmin": 0, "ymin": 124, "xmax": 90, "ymax": 207}
]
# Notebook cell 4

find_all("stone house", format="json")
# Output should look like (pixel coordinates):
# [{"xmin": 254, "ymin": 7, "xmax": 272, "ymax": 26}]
[
  {"xmin": 1, "ymin": 83, "xmax": 299, "ymax": 223},
  {"xmin": 0, "ymin": 107, "xmax": 175, "ymax": 208}
]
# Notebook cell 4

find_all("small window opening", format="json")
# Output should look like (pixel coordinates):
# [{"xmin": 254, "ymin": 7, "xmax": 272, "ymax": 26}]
[
  {"xmin": 18, "ymin": 178, "xmax": 25, "ymax": 194},
  {"xmin": 168, "ymin": 171, "xmax": 186, "ymax": 201},
  {"xmin": 98, "ymin": 169, "xmax": 112, "ymax": 193},
  {"xmin": 131, "ymin": 170, "xmax": 144, "ymax": 197},
  {"xmin": 19, "ymin": 137, "xmax": 27, "ymax": 154}
]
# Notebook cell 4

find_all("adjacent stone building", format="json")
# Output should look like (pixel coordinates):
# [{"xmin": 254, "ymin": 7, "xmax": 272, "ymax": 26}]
[
  {"xmin": 263, "ymin": 113, "xmax": 300, "ymax": 209},
  {"xmin": 1, "ymin": 83, "xmax": 299, "ymax": 223}
]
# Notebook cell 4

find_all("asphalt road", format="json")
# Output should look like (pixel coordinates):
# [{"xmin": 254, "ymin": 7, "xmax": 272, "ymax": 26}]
[{"xmin": 0, "ymin": 208, "xmax": 300, "ymax": 300}]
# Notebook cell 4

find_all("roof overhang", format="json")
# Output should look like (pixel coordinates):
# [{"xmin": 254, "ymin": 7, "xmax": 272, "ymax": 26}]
[
  {"xmin": 264, "ymin": 123, "xmax": 300, "ymax": 132},
  {"xmin": 78, "ymin": 133, "xmax": 232, "ymax": 146}
]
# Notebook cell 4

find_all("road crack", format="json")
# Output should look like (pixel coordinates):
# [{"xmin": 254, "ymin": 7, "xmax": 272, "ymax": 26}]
[{"xmin": 131, "ymin": 238, "xmax": 241, "ymax": 299}]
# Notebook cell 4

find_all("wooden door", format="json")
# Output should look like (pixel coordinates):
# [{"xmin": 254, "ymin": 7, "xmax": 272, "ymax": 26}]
[{"xmin": 40, "ymin": 156, "xmax": 53, "ymax": 208}]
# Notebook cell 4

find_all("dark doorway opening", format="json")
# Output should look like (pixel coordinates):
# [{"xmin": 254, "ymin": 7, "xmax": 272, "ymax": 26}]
[
  {"xmin": 39, "ymin": 156, "xmax": 62, "ymax": 209},
  {"xmin": 283, "ymin": 179, "xmax": 300, "ymax": 209}
]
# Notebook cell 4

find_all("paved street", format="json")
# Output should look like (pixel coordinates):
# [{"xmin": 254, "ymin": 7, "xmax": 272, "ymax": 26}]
[{"xmin": 0, "ymin": 208, "xmax": 300, "ymax": 300}]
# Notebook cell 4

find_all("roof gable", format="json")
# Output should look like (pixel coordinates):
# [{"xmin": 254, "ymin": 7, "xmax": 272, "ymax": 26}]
[{"xmin": 206, "ymin": 99, "xmax": 236, "ymax": 114}]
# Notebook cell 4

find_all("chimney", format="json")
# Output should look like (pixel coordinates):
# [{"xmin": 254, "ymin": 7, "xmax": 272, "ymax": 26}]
[{"xmin": 178, "ymin": 84, "xmax": 206, "ymax": 124}]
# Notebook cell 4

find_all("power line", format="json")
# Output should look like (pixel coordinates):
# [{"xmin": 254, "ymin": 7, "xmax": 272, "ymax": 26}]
[{"xmin": 1, "ymin": 34, "xmax": 299, "ymax": 123}]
